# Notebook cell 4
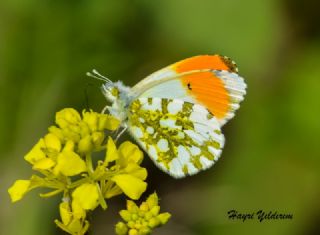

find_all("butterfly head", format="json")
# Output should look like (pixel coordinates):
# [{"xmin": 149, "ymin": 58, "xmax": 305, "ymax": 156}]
[
  {"xmin": 101, "ymin": 81, "xmax": 132, "ymax": 122},
  {"xmin": 102, "ymin": 82, "xmax": 120, "ymax": 103},
  {"xmin": 102, "ymin": 81, "xmax": 131, "ymax": 103}
]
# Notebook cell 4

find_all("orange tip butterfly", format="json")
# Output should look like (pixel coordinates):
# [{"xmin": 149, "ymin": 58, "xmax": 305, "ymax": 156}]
[{"xmin": 88, "ymin": 55, "xmax": 247, "ymax": 178}]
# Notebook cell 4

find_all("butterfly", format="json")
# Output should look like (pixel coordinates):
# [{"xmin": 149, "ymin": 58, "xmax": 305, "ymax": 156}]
[{"xmin": 87, "ymin": 55, "xmax": 247, "ymax": 178}]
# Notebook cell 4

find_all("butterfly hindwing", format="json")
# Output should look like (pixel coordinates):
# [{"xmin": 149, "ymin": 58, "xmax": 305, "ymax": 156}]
[{"xmin": 127, "ymin": 97, "xmax": 225, "ymax": 178}]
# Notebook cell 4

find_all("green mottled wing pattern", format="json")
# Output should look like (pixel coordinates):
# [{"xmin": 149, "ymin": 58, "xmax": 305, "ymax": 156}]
[{"xmin": 127, "ymin": 97, "xmax": 225, "ymax": 178}]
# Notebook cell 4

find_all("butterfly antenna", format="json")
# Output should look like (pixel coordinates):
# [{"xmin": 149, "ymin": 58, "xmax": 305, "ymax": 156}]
[{"xmin": 86, "ymin": 69, "xmax": 112, "ymax": 84}]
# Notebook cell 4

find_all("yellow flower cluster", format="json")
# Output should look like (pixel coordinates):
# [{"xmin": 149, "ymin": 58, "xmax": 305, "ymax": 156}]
[
  {"xmin": 8, "ymin": 108, "xmax": 149, "ymax": 235},
  {"xmin": 115, "ymin": 193, "xmax": 171, "ymax": 235}
]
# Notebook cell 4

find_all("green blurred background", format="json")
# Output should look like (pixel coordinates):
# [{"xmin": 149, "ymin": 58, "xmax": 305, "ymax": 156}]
[{"xmin": 1, "ymin": 0, "xmax": 319, "ymax": 234}]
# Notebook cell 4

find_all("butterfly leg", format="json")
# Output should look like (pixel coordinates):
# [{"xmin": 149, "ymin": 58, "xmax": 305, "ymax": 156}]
[
  {"xmin": 101, "ymin": 105, "xmax": 110, "ymax": 114},
  {"xmin": 115, "ymin": 125, "xmax": 128, "ymax": 142}
]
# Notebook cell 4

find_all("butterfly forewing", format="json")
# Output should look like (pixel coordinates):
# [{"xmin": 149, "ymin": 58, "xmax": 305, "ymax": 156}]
[
  {"xmin": 127, "ymin": 97, "xmax": 225, "ymax": 178},
  {"xmin": 132, "ymin": 55, "xmax": 246, "ymax": 126}
]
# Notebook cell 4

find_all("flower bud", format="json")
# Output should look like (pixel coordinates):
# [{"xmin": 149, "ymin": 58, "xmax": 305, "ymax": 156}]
[
  {"xmin": 148, "ymin": 217, "xmax": 160, "ymax": 228},
  {"xmin": 139, "ymin": 202, "xmax": 149, "ymax": 212},
  {"xmin": 119, "ymin": 210, "xmax": 132, "ymax": 222},
  {"xmin": 158, "ymin": 212, "xmax": 171, "ymax": 225},
  {"xmin": 144, "ymin": 211, "xmax": 153, "ymax": 220},
  {"xmin": 150, "ymin": 206, "xmax": 160, "ymax": 216},
  {"xmin": 146, "ymin": 193, "xmax": 158, "ymax": 209},
  {"xmin": 115, "ymin": 222, "xmax": 128, "ymax": 235},
  {"xmin": 128, "ymin": 228, "xmax": 138, "ymax": 235},
  {"xmin": 91, "ymin": 132, "xmax": 104, "ymax": 147},
  {"xmin": 78, "ymin": 135, "xmax": 93, "ymax": 154},
  {"xmin": 127, "ymin": 200, "xmax": 139, "ymax": 212},
  {"xmin": 56, "ymin": 108, "xmax": 81, "ymax": 128},
  {"xmin": 127, "ymin": 221, "xmax": 135, "ymax": 229},
  {"xmin": 139, "ymin": 226, "xmax": 151, "ymax": 235},
  {"xmin": 44, "ymin": 133, "xmax": 61, "ymax": 152},
  {"xmin": 83, "ymin": 111, "xmax": 98, "ymax": 132}
]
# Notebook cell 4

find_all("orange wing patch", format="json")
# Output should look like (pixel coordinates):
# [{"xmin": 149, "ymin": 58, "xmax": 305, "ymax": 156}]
[
  {"xmin": 181, "ymin": 71, "xmax": 229, "ymax": 119},
  {"xmin": 174, "ymin": 55, "xmax": 238, "ymax": 74}
]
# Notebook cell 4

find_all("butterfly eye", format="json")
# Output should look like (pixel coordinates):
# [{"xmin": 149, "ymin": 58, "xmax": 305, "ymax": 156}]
[{"xmin": 111, "ymin": 87, "xmax": 119, "ymax": 97}]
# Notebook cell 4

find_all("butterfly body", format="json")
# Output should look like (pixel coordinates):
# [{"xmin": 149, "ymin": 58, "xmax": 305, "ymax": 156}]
[{"xmin": 100, "ymin": 55, "xmax": 247, "ymax": 178}]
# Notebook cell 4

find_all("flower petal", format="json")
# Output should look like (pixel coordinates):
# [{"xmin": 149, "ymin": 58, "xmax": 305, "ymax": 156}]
[
  {"xmin": 33, "ymin": 158, "xmax": 56, "ymax": 170},
  {"xmin": 71, "ymin": 200, "xmax": 86, "ymax": 219},
  {"xmin": 112, "ymin": 174, "xmax": 147, "ymax": 200},
  {"xmin": 59, "ymin": 201, "xmax": 72, "ymax": 225},
  {"xmin": 56, "ymin": 108, "xmax": 81, "ymax": 128},
  {"xmin": 91, "ymin": 132, "xmax": 104, "ymax": 147},
  {"xmin": 124, "ymin": 163, "xmax": 147, "ymax": 180},
  {"xmin": 118, "ymin": 141, "xmax": 143, "ymax": 165},
  {"xmin": 105, "ymin": 137, "xmax": 119, "ymax": 163},
  {"xmin": 78, "ymin": 135, "xmax": 93, "ymax": 154},
  {"xmin": 82, "ymin": 111, "xmax": 98, "ymax": 132},
  {"xmin": 24, "ymin": 139, "xmax": 46, "ymax": 164},
  {"xmin": 8, "ymin": 180, "xmax": 30, "ymax": 202},
  {"xmin": 98, "ymin": 114, "xmax": 120, "ymax": 131},
  {"xmin": 72, "ymin": 183, "xmax": 99, "ymax": 210},
  {"xmin": 55, "ymin": 151, "xmax": 86, "ymax": 176},
  {"xmin": 44, "ymin": 133, "xmax": 61, "ymax": 152},
  {"xmin": 63, "ymin": 140, "xmax": 75, "ymax": 152}
]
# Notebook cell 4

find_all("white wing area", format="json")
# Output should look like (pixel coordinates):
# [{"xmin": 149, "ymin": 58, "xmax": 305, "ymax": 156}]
[
  {"xmin": 131, "ymin": 70, "xmax": 247, "ymax": 127},
  {"xmin": 138, "ymin": 79, "xmax": 195, "ymax": 102},
  {"xmin": 127, "ymin": 97, "xmax": 225, "ymax": 178}
]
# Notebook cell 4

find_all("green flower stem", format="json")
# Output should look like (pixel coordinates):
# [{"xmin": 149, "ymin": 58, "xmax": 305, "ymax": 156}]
[
  {"xmin": 86, "ymin": 154, "xmax": 94, "ymax": 176},
  {"xmin": 67, "ymin": 177, "xmax": 90, "ymax": 189},
  {"xmin": 40, "ymin": 189, "xmax": 63, "ymax": 198},
  {"xmin": 94, "ymin": 146, "xmax": 106, "ymax": 152},
  {"xmin": 96, "ymin": 182, "xmax": 107, "ymax": 210}
]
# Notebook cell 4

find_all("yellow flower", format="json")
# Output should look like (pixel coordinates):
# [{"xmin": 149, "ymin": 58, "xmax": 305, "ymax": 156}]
[
  {"xmin": 24, "ymin": 139, "xmax": 46, "ymax": 164},
  {"xmin": 9, "ymin": 107, "xmax": 160, "ymax": 235},
  {"xmin": 72, "ymin": 183, "xmax": 99, "ymax": 210},
  {"xmin": 56, "ymin": 108, "xmax": 81, "ymax": 128},
  {"xmin": 24, "ymin": 134, "xmax": 63, "ymax": 171},
  {"xmin": 8, "ymin": 180, "xmax": 30, "ymax": 202},
  {"xmin": 55, "ymin": 200, "xmax": 89, "ymax": 235},
  {"xmin": 111, "ymin": 174, "xmax": 147, "ymax": 200},
  {"xmin": 54, "ymin": 151, "xmax": 86, "ymax": 176}
]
